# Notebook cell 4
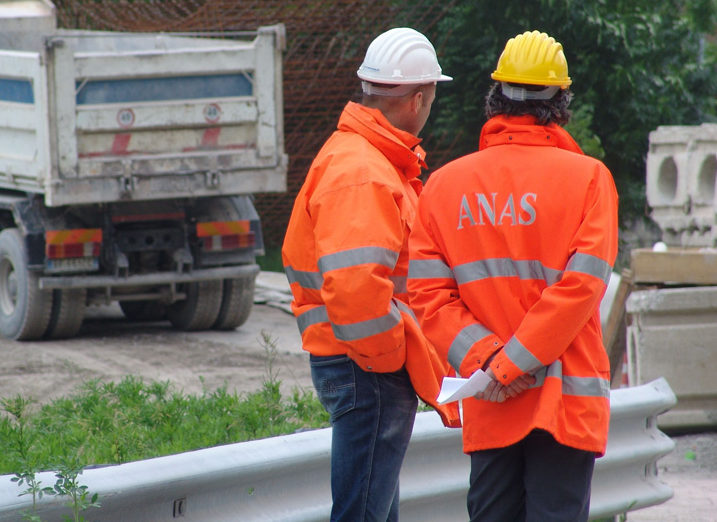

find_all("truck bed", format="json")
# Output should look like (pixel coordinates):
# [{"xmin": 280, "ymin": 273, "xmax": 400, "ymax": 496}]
[{"xmin": 0, "ymin": 24, "xmax": 287, "ymax": 205}]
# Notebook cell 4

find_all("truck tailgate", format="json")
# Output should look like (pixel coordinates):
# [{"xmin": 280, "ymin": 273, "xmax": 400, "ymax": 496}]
[{"xmin": 3, "ymin": 25, "xmax": 287, "ymax": 206}]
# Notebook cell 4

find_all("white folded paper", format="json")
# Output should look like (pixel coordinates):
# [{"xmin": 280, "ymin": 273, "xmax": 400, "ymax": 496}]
[{"xmin": 437, "ymin": 370, "xmax": 492, "ymax": 404}]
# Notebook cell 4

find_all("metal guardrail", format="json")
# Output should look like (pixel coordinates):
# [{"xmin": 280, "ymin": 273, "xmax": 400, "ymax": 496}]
[
  {"xmin": 590, "ymin": 377, "xmax": 676, "ymax": 519},
  {"xmin": 0, "ymin": 378, "xmax": 676, "ymax": 521}
]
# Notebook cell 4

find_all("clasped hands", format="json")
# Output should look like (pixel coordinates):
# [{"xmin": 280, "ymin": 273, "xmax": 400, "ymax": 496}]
[{"xmin": 474, "ymin": 367, "xmax": 536, "ymax": 403}]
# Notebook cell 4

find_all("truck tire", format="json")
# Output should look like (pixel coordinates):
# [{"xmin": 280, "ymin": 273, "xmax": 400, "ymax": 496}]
[
  {"xmin": 45, "ymin": 289, "xmax": 86, "ymax": 339},
  {"xmin": 0, "ymin": 228, "xmax": 53, "ymax": 340},
  {"xmin": 213, "ymin": 275, "xmax": 256, "ymax": 330},
  {"xmin": 167, "ymin": 280, "xmax": 222, "ymax": 331},
  {"xmin": 119, "ymin": 300, "xmax": 167, "ymax": 322}
]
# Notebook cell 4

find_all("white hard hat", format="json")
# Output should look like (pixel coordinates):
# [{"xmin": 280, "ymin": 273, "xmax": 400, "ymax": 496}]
[{"xmin": 357, "ymin": 27, "xmax": 452, "ymax": 92}]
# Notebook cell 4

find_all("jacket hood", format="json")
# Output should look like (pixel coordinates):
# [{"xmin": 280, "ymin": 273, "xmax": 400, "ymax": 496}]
[
  {"xmin": 338, "ymin": 101, "xmax": 427, "ymax": 178},
  {"xmin": 479, "ymin": 114, "xmax": 584, "ymax": 155}
]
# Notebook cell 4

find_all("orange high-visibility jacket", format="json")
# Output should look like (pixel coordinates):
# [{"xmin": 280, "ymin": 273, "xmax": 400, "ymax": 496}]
[
  {"xmin": 282, "ymin": 101, "xmax": 460, "ymax": 428},
  {"xmin": 407, "ymin": 115, "xmax": 618, "ymax": 453}
]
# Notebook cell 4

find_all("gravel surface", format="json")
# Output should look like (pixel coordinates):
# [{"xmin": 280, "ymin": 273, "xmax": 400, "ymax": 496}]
[
  {"xmin": 626, "ymin": 430, "xmax": 717, "ymax": 521},
  {"xmin": 0, "ymin": 272, "xmax": 308, "ymax": 405}
]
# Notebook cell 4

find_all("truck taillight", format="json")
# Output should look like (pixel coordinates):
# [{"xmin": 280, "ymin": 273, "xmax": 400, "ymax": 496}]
[
  {"xmin": 196, "ymin": 220, "xmax": 254, "ymax": 252},
  {"xmin": 45, "ymin": 228, "xmax": 102, "ymax": 273},
  {"xmin": 45, "ymin": 229, "xmax": 102, "ymax": 259}
]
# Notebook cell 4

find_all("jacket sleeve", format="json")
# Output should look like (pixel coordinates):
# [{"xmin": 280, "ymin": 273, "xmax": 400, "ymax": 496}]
[
  {"xmin": 310, "ymin": 177, "xmax": 408, "ymax": 372},
  {"xmin": 489, "ymin": 163, "xmax": 619, "ymax": 385},
  {"xmin": 408, "ymin": 191, "xmax": 504, "ymax": 378}
]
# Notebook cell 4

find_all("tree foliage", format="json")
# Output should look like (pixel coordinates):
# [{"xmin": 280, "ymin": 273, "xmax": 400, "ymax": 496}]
[{"xmin": 429, "ymin": 0, "xmax": 717, "ymax": 224}]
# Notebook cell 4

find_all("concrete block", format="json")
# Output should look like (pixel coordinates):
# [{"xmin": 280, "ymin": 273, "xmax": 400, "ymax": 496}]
[
  {"xmin": 646, "ymin": 129, "xmax": 692, "ymax": 246},
  {"xmin": 646, "ymin": 124, "xmax": 717, "ymax": 247},
  {"xmin": 631, "ymin": 247, "xmax": 717, "ymax": 285},
  {"xmin": 626, "ymin": 286, "xmax": 717, "ymax": 429},
  {"xmin": 688, "ymin": 136, "xmax": 717, "ymax": 246},
  {"xmin": 645, "ymin": 127, "xmax": 690, "ymax": 207}
]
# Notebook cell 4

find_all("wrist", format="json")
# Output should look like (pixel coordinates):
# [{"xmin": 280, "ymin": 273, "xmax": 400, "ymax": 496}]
[{"xmin": 481, "ymin": 352, "xmax": 497, "ymax": 372}]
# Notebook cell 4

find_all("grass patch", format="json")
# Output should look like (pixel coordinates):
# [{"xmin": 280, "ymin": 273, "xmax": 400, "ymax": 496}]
[
  {"xmin": 0, "ymin": 333, "xmax": 328, "ymax": 475},
  {"xmin": 0, "ymin": 376, "xmax": 328, "ymax": 474},
  {"xmin": 0, "ymin": 333, "xmax": 328, "ymax": 520},
  {"xmin": 257, "ymin": 245, "xmax": 284, "ymax": 273}
]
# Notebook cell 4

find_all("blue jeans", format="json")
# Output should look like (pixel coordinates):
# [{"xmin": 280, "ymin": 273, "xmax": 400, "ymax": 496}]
[
  {"xmin": 467, "ymin": 429, "xmax": 595, "ymax": 522},
  {"xmin": 310, "ymin": 354, "xmax": 418, "ymax": 522}
]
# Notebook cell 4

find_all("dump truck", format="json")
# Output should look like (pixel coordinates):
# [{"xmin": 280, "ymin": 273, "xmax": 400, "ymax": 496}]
[{"xmin": 0, "ymin": 1, "xmax": 287, "ymax": 340}]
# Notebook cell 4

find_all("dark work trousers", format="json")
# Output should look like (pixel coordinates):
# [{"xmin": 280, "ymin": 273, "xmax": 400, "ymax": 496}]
[{"xmin": 467, "ymin": 429, "xmax": 596, "ymax": 522}]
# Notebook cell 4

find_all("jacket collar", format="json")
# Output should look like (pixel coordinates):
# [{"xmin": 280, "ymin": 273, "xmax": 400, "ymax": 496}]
[
  {"xmin": 337, "ymin": 101, "xmax": 427, "ymax": 179},
  {"xmin": 479, "ymin": 114, "xmax": 584, "ymax": 155}
]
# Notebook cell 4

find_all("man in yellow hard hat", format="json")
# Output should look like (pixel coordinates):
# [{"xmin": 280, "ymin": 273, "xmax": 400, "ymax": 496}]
[
  {"xmin": 282, "ymin": 27, "xmax": 459, "ymax": 521},
  {"xmin": 408, "ymin": 30, "xmax": 618, "ymax": 521}
]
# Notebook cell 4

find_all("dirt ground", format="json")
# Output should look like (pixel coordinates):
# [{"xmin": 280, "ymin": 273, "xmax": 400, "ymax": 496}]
[
  {"xmin": 0, "ymin": 272, "xmax": 311, "ymax": 405},
  {"xmin": 626, "ymin": 431, "xmax": 717, "ymax": 521}
]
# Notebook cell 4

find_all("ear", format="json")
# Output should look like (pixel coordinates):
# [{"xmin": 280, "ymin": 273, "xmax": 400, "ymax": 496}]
[{"xmin": 411, "ymin": 90, "xmax": 424, "ymax": 113}]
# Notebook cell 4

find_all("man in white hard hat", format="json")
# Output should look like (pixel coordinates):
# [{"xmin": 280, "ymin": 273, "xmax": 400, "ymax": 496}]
[{"xmin": 282, "ymin": 27, "xmax": 459, "ymax": 521}]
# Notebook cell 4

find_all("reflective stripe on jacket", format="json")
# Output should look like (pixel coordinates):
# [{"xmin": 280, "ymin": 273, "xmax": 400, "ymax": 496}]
[
  {"xmin": 282, "ymin": 101, "xmax": 460, "ymax": 428},
  {"xmin": 407, "ymin": 114, "xmax": 618, "ymax": 453}
]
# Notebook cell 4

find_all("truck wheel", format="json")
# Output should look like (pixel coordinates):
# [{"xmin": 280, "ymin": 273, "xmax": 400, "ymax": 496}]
[
  {"xmin": 0, "ymin": 228, "xmax": 53, "ymax": 340},
  {"xmin": 213, "ymin": 276, "xmax": 256, "ymax": 330},
  {"xmin": 45, "ymin": 289, "xmax": 87, "ymax": 339},
  {"xmin": 119, "ymin": 300, "xmax": 167, "ymax": 322},
  {"xmin": 167, "ymin": 280, "xmax": 222, "ymax": 331}
]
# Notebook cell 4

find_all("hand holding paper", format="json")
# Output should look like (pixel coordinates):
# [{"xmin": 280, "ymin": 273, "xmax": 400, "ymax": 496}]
[{"xmin": 437, "ymin": 370, "xmax": 492, "ymax": 404}]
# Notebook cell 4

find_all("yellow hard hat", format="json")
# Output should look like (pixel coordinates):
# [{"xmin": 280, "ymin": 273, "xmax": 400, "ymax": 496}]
[{"xmin": 491, "ymin": 30, "xmax": 571, "ymax": 88}]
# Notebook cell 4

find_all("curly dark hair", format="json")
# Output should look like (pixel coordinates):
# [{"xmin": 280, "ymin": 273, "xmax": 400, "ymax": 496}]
[{"xmin": 484, "ymin": 82, "xmax": 573, "ymax": 126}]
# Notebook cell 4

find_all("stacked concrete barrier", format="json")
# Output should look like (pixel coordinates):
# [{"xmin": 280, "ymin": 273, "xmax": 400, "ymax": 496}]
[
  {"xmin": 646, "ymin": 123, "xmax": 717, "ymax": 247},
  {"xmin": 633, "ymin": 124, "xmax": 717, "ymax": 430},
  {"xmin": 626, "ymin": 287, "xmax": 717, "ymax": 430}
]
